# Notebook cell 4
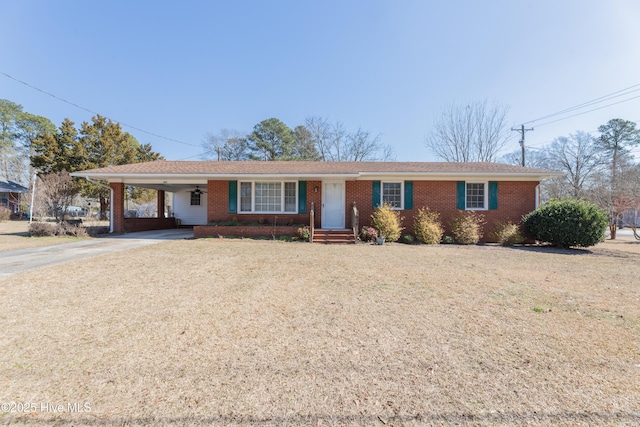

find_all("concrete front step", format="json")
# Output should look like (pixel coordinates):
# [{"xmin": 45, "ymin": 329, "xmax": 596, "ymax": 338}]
[{"xmin": 313, "ymin": 229, "xmax": 355, "ymax": 244}]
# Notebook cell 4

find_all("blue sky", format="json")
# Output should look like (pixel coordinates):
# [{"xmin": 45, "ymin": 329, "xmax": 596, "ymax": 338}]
[{"xmin": 2, "ymin": 1, "xmax": 640, "ymax": 161}]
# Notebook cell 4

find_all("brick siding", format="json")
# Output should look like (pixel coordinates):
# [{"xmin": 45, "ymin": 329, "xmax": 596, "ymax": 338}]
[
  {"xmin": 347, "ymin": 180, "xmax": 538, "ymax": 241},
  {"xmin": 124, "ymin": 217, "xmax": 177, "ymax": 232},
  {"xmin": 193, "ymin": 225, "xmax": 300, "ymax": 239},
  {"xmin": 202, "ymin": 179, "xmax": 538, "ymax": 241},
  {"xmin": 110, "ymin": 182, "xmax": 125, "ymax": 233},
  {"xmin": 207, "ymin": 180, "xmax": 321, "ymax": 228}
]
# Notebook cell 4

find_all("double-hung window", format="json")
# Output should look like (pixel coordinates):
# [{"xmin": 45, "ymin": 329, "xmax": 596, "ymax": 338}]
[
  {"xmin": 382, "ymin": 182, "xmax": 403, "ymax": 209},
  {"xmin": 457, "ymin": 181, "xmax": 497, "ymax": 210},
  {"xmin": 239, "ymin": 181, "xmax": 297, "ymax": 213},
  {"xmin": 466, "ymin": 182, "xmax": 486, "ymax": 210}
]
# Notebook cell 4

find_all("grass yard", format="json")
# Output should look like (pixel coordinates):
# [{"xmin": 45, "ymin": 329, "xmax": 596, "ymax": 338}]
[
  {"xmin": 0, "ymin": 221, "xmax": 97, "ymax": 252},
  {"xmin": 1, "ymin": 237, "xmax": 639, "ymax": 425}
]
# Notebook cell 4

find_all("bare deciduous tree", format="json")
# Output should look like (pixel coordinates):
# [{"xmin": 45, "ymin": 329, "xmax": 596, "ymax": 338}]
[
  {"xmin": 203, "ymin": 129, "xmax": 250, "ymax": 161},
  {"xmin": 37, "ymin": 171, "xmax": 78, "ymax": 222},
  {"xmin": 546, "ymin": 131, "xmax": 605, "ymax": 199},
  {"xmin": 426, "ymin": 100, "xmax": 511, "ymax": 162},
  {"xmin": 592, "ymin": 119, "xmax": 640, "ymax": 239},
  {"xmin": 304, "ymin": 116, "xmax": 394, "ymax": 161}
]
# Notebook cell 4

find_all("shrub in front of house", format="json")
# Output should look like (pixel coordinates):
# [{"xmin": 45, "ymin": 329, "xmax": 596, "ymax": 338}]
[
  {"xmin": 371, "ymin": 203, "xmax": 404, "ymax": 242},
  {"xmin": 29, "ymin": 221, "xmax": 88, "ymax": 237},
  {"xmin": 413, "ymin": 207, "xmax": 443, "ymax": 244},
  {"xmin": 450, "ymin": 210, "xmax": 485, "ymax": 245},
  {"xmin": 490, "ymin": 221, "xmax": 524, "ymax": 246},
  {"xmin": 58, "ymin": 222, "xmax": 88, "ymax": 237},
  {"xmin": 400, "ymin": 234, "xmax": 415, "ymax": 244},
  {"xmin": 359, "ymin": 226, "xmax": 378, "ymax": 242},
  {"xmin": 29, "ymin": 221, "xmax": 57, "ymax": 237},
  {"xmin": 297, "ymin": 226, "xmax": 311, "ymax": 242},
  {"xmin": 523, "ymin": 199, "xmax": 608, "ymax": 248},
  {"xmin": 442, "ymin": 235, "xmax": 455, "ymax": 244},
  {"xmin": 0, "ymin": 207, "xmax": 11, "ymax": 221}
]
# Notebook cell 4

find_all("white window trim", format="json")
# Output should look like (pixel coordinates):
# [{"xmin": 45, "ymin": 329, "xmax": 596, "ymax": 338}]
[
  {"xmin": 238, "ymin": 180, "xmax": 298, "ymax": 214},
  {"xmin": 381, "ymin": 181, "xmax": 404, "ymax": 210},
  {"xmin": 465, "ymin": 181, "xmax": 488, "ymax": 210}
]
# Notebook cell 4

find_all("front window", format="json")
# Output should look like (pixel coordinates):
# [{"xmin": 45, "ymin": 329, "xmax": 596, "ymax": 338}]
[
  {"xmin": 255, "ymin": 182, "xmax": 281, "ymax": 212},
  {"xmin": 240, "ymin": 182, "xmax": 252, "ymax": 212},
  {"xmin": 466, "ymin": 183, "xmax": 485, "ymax": 209},
  {"xmin": 239, "ymin": 181, "xmax": 297, "ymax": 213},
  {"xmin": 382, "ymin": 182, "xmax": 403, "ymax": 209}
]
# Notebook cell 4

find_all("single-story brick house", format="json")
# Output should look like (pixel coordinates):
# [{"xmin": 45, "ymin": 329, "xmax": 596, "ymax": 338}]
[
  {"xmin": 0, "ymin": 179, "xmax": 28, "ymax": 214},
  {"xmin": 72, "ymin": 161, "xmax": 559, "ymax": 241}
]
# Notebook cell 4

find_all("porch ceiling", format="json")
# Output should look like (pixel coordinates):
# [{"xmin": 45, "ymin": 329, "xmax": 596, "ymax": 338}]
[{"xmin": 120, "ymin": 182, "xmax": 205, "ymax": 192}]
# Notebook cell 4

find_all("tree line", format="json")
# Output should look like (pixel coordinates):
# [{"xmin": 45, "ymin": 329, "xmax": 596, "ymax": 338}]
[
  {"xmin": 4, "ymin": 96, "xmax": 639, "ymax": 237},
  {"xmin": 1, "ymin": 99, "xmax": 393, "ymax": 220},
  {"xmin": 1, "ymin": 99, "xmax": 163, "ymax": 219},
  {"xmin": 424, "ymin": 100, "xmax": 640, "ymax": 239},
  {"xmin": 203, "ymin": 117, "xmax": 394, "ymax": 162},
  {"xmin": 506, "ymin": 118, "xmax": 640, "ymax": 239}
]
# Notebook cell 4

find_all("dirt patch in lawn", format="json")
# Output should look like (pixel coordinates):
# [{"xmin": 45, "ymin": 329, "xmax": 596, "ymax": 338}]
[{"xmin": 1, "ymin": 238, "xmax": 639, "ymax": 425}]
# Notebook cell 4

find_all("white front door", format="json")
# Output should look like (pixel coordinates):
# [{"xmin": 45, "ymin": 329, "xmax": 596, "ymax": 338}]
[{"xmin": 322, "ymin": 181, "xmax": 345, "ymax": 229}]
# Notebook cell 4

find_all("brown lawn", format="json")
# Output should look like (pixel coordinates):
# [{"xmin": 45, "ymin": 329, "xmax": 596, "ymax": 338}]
[
  {"xmin": 1, "ymin": 236, "xmax": 639, "ymax": 426},
  {"xmin": 0, "ymin": 221, "xmax": 91, "ymax": 252}
]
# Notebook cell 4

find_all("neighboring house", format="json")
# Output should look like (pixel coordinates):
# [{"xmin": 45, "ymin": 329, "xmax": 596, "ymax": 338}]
[
  {"xmin": 72, "ymin": 161, "xmax": 559, "ymax": 240},
  {"xmin": 0, "ymin": 179, "xmax": 28, "ymax": 214}
]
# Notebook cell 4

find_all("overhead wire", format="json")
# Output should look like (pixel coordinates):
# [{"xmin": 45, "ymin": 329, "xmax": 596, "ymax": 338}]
[
  {"xmin": 523, "ymin": 83, "xmax": 640, "ymax": 125},
  {"xmin": 518, "ymin": 83, "xmax": 640, "ymax": 152},
  {"xmin": 533, "ymin": 94, "xmax": 640, "ymax": 128},
  {"xmin": 0, "ymin": 70, "xmax": 202, "ymax": 149}
]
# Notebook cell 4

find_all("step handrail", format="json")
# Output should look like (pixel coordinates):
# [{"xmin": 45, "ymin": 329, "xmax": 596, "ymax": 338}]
[
  {"xmin": 351, "ymin": 201, "xmax": 359, "ymax": 243},
  {"xmin": 309, "ymin": 202, "xmax": 315, "ymax": 243}
]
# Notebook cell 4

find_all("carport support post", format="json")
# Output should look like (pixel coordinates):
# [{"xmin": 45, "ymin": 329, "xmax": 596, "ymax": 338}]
[
  {"xmin": 110, "ymin": 182, "xmax": 125, "ymax": 233},
  {"xmin": 157, "ymin": 190, "xmax": 165, "ymax": 218}
]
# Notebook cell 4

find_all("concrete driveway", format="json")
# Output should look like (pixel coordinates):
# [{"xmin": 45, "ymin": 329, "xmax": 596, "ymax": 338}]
[{"xmin": 0, "ymin": 228, "xmax": 194, "ymax": 278}]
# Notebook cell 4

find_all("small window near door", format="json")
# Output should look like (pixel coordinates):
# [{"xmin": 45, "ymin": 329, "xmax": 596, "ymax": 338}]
[{"xmin": 190, "ymin": 191, "xmax": 201, "ymax": 206}]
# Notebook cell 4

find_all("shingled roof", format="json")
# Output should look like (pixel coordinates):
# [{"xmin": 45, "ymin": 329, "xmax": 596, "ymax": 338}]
[
  {"xmin": 73, "ymin": 160, "xmax": 558, "ymax": 178},
  {"xmin": 0, "ymin": 179, "xmax": 28, "ymax": 193}
]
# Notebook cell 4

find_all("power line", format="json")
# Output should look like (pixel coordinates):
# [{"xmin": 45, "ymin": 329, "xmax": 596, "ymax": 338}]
[
  {"xmin": 533, "ymin": 95, "xmax": 640, "ymax": 128},
  {"xmin": 520, "ymin": 116, "xmax": 640, "ymax": 151},
  {"xmin": 0, "ymin": 71, "xmax": 202, "ymax": 148},
  {"xmin": 523, "ymin": 83, "xmax": 640, "ymax": 125}
]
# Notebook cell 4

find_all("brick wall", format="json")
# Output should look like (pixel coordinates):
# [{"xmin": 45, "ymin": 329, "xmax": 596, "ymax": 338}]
[
  {"xmin": 348, "ymin": 180, "xmax": 538, "ymax": 240},
  {"xmin": 194, "ymin": 225, "xmax": 300, "ymax": 238},
  {"xmin": 207, "ymin": 180, "xmax": 321, "ymax": 227},
  {"xmin": 110, "ymin": 182, "xmax": 125, "ymax": 233},
  {"xmin": 204, "ymin": 179, "xmax": 538, "ymax": 240},
  {"xmin": 124, "ymin": 217, "xmax": 176, "ymax": 232}
]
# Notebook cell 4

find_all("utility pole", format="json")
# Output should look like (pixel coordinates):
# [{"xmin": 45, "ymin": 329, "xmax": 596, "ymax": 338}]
[{"xmin": 511, "ymin": 125, "xmax": 534, "ymax": 166}]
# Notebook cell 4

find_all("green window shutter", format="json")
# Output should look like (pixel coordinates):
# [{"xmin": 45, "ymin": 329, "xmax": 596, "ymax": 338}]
[
  {"xmin": 298, "ymin": 181, "xmax": 307, "ymax": 213},
  {"xmin": 456, "ymin": 181, "xmax": 466, "ymax": 210},
  {"xmin": 228, "ymin": 181, "xmax": 237, "ymax": 213},
  {"xmin": 489, "ymin": 181, "xmax": 498, "ymax": 210},
  {"xmin": 404, "ymin": 181, "xmax": 413, "ymax": 209},
  {"xmin": 372, "ymin": 181, "xmax": 381, "ymax": 208}
]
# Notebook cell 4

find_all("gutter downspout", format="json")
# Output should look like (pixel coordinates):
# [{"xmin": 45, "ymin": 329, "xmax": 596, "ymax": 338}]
[{"xmin": 84, "ymin": 176, "xmax": 114, "ymax": 234}]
